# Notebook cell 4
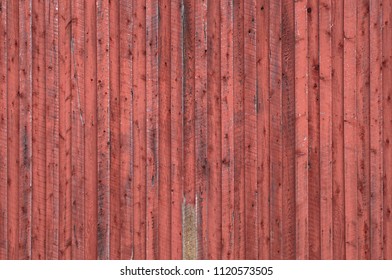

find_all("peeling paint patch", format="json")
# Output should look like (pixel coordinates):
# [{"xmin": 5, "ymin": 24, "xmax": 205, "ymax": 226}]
[{"xmin": 182, "ymin": 199, "xmax": 197, "ymax": 260}]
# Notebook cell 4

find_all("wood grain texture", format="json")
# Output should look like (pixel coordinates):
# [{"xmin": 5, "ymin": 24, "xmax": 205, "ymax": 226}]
[
  {"xmin": 281, "ymin": 0, "xmax": 296, "ymax": 260},
  {"xmin": 18, "ymin": 0, "xmax": 32, "ymax": 260},
  {"xmin": 7, "ymin": 0, "xmax": 20, "ymax": 260},
  {"xmin": 132, "ymin": 0, "xmax": 146, "ymax": 260},
  {"xmin": 109, "ymin": 0, "xmax": 121, "ymax": 260},
  {"xmin": 0, "ymin": 0, "xmax": 7, "ymax": 260},
  {"xmin": 344, "ymin": 0, "xmax": 358, "ymax": 259},
  {"xmin": 119, "ymin": 0, "xmax": 133, "ymax": 260},
  {"xmin": 45, "ymin": 0, "xmax": 59, "ymax": 260},
  {"xmin": 257, "ymin": 0, "xmax": 270, "ymax": 260},
  {"xmin": 319, "ymin": 0, "xmax": 333, "ymax": 260},
  {"xmin": 58, "ymin": 0, "xmax": 72, "ymax": 260},
  {"xmin": 71, "ymin": 0, "xmax": 85, "ymax": 260},
  {"xmin": 233, "ymin": 0, "xmax": 245, "ymax": 260},
  {"xmin": 244, "ymin": 0, "xmax": 257, "ymax": 260},
  {"xmin": 182, "ymin": 0, "xmax": 196, "ymax": 260},
  {"xmin": 84, "ymin": 0, "xmax": 98, "ymax": 260},
  {"xmin": 194, "ymin": 0, "xmax": 208, "ymax": 260},
  {"xmin": 32, "ymin": 0, "xmax": 46, "ymax": 260},
  {"xmin": 269, "ymin": 0, "xmax": 282, "ymax": 260},
  {"xmin": 221, "ymin": 0, "xmax": 234, "ymax": 260},
  {"xmin": 331, "ymin": 0, "xmax": 346, "ymax": 260},
  {"xmin": 0, "ymin": 0, "xmax": 391, "ymax": 260},
  {"xmin": 383, "ymin": 0, "xmax": 392, "ymax": 260},
  {"xmin": 370, "ymin": 0, "xmax": 383, "ymax": 260},
  {"xmin": 170, "ymin": 0, "xmax": 182, "ymax": 260},
  {"xmin": 295, "ymin": 0, "xmax": 309, "ymax": 260},
  {"xmin": 207, "ymin": 0, "xmax": 221, "ymax": 260}
]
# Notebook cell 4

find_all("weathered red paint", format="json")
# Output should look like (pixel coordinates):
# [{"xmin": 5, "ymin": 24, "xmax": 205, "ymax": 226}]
[{"xmin": 0, "ymin": 0, "xmax": 391, "ymax": 260}]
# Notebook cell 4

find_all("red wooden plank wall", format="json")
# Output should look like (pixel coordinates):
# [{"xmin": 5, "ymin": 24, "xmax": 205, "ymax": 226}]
[{"xmin": 0, "ymin": 0, "xmax": 391, "ymax": 260}]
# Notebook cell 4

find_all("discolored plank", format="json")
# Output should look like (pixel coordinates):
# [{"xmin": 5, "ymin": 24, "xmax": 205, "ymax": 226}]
[
  {"xmin": 182, "ymin": 0, "xmax": 196, "ymax": 261},
  {"xmin": 170, "ymin": 0, "xmax": 183, "ymax": 260},
  {"xmin": 281, "ymin": 0, "xmax": 296, "ymax": 260}
]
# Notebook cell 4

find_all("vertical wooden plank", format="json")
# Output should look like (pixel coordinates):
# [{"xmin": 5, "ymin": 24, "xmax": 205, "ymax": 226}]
[
  {"xmin": 356, "ymin": 0, "xmax": 370, "ymax": 260},
  {"xmin": 84, "ymin": 0, "xmax": 97, "ymax": 260},
  {"xmin": 344, "ymin": 0, "xmax": 358, "ymax": 260},
  {"xmin": 7, "ymin": 0, "xmax": 19, "ymax": 260},
  {"xmin": 281, "ymin": 0, "xmax": 296, "ymax": 260},
  {"xmin": 170, "ymin": 0, "xmax": 182, "ymax": 260},
  {"xmin": 158, "ymin": 0, "xmax": 171, "ymax": 260},
  {"xmin": 183, "ymin": 0, "xmax": 196, "ymax": 260},
  {"xmin": 195, "ymin": 0, "xmax": 208, "ymax": 260},
  {"xmin": 383, "ymin": 0, "xmax": 392, "ymax": 260},
  {"xmin": 319, "ymin": 0, "xmax": 333, "ymax": 260},
  {"xmin": 331, "ymin": 0, "xmax": 345, "ymax": 260},
  {"xmin": 269, "ymin": 0, "xmax": 282, "ymax": 260},
  {"xmin": 31, "ymin": 0, "xmax": 46, "ymax": 260},
  {"xmin": 308, "ymin": 0, "xmax": 321, "ymax": 260},
  {"xmin": 58, "ymin": 2, "xmax": 72, "ymax": 260},
  {"xmin": 5, "ymin": 0, "xmax": 392, "ymax": 261},
  {"xmin": 119, "ymin": 0, "xmax": 133, "ymax": 260},
  {"xmin": 369, "ymin": 0, "xmax": 383, "ymax": 260},
  {"xmin": 244, "ymin": 0, "xmax": 257, "ymax": 260},
  {"xmin": 233, "ymin": 0, "xmax": 245, "ymax": 260},
  {"xmin": 45, "ymin": 0, "xmax": 59, "ymax": 260},
  {"xmin": 18, "ymin": 0, "xmax": 32, "ymax": 260},
  {"xmin": 257, "ymin": 0, "xmax": 270, "ymax": 260},
  {"xmin": 0, "ymin": 0, "xmax": 7, "ymax": 260},
  {"xmin": 109, "ymin": 0, "xmax": 121, "ymax": 260},
  {"xmin": 58, "ymin": 0, "xmax": 72, "ymax": 260},
  {"xmin": 97, "ymin": 0, "xmax": 110, "ymax": 260},
  {"xmin": 71, "ymin": 0, "xmax": 85, "ymax": 260},
  {"xmin": 295, "ymin": 0, "xmax": 309, "ymax": 260},
  {"xmin": 207, "ymin": 0, "xmax": 221, "ymax": 260},
  {"xmin": 221, "ymin": 0, "xmax": 234, "ymax": 260},
  {"xmin": 132, "ymin": 0, "xmax": 147, "ymax": 260},
  {"xmin": 146, "ymin": 0, "xmax": 158, "ymax": 260}
]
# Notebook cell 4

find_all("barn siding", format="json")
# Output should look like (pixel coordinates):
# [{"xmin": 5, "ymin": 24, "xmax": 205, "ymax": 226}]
[{"xmin": 0, "ymin": 0, "xmax": 391, "ymax": 260}]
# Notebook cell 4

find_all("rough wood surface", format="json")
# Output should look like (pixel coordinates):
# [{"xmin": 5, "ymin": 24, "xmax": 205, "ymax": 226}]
[{"xmin": 0, "ymin": 0, "xmax": 391, "ymax": 260}]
